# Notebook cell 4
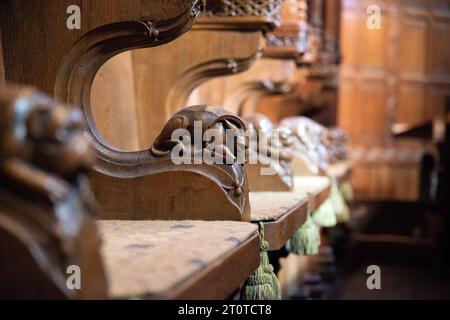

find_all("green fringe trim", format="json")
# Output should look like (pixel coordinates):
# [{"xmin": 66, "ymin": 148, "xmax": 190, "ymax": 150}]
[
  {"xmin": 340, "ymin": 181, "xmax": 354, "ymax": 202},
  {"xmin": 330, "ymin": 177, "xmax": 350, "ymax": 223},
  {"xmin": 240, "ymin": 222, "xmax": 281, "ymax": 300},
  {"xmin": 290, "ymin": 212, "xmax": 321, "ymax": 255}
]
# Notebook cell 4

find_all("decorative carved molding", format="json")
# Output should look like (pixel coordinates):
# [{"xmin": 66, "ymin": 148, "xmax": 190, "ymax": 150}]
[
  {"xmin": 264, "ymin": 0, "xmax": 309, "ymax": 59},
  {"xmin": 150, "ymin": 105, "xmax": 248, "ymax": 202},
  {"xmin": 166, "ymin": 53, "xmax": 261, "ymax": 119},
  {"xmin": 55, "ymin": 2, "xmax": 203, "ymax": 172},
  {"xmin": 196, "ymin": 0, "xmax": 283, "ymax": 31},
  {"xmin": 226, "ymin": 79, "xmax": 293, "ymax": 118},
  {"xmin": 0, "ymin": 86, "xmax": 107, "ymax": 299},
  {"xmin": 51, "ymin": 1, "xmax": 252, "ymax": 221}
]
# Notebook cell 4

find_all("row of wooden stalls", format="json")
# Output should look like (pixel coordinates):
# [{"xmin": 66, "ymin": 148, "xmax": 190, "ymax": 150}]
[{"xmin": 0, "ymin": 0, "xmax": 353, "ymax": 299}]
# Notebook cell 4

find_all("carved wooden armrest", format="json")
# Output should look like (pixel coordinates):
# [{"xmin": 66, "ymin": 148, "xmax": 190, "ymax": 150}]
[
  {"xmin": 90, "ymin": 105, "xmax": 251, "ymax": 221},
  {"xmin": 280, "ymin": 116, "xmax": 348, "ymax": 176},
  {"xmin": 244, "ymin": 113, "xmax": 294, "ymax": 191},
  {"xmin": 77, "ymin": 1, "xmax": 283, "ymax": 218},
  {"xmin": 89, "ymin": 0, "xmax": 283, "ymax": 150},
  {"xmin": 0, "ymin": 86, "xmax": 107, "ymax": 299},
  {"xmin": 184, "ymin": 1, "xmax": 313, "ymax": 191}
]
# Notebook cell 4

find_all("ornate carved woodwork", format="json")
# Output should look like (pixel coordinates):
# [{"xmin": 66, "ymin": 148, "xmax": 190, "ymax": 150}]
[
  {"xmin": 201, "ymin": 0, "xmax": 283, "ymax": 29},
  {"xmin": 338, "ymin": 0, "xmax": 449, "ymax": 200},
  {"xmin": 88, "ymin": 105, "xmax": 251, "ymax": 221},
  {"xmin": 247, "ymin": 0, "xmax": 342, "ymax": 126},
  {"xmin": 91, "ymin": 1, "xmax": 282, "ymax": 151},
  {"xmin": 0, "ymin": 85, "xmax": 107, "ymax": 299},
  {"xmin": 264, "ymin": 0, "xmax": 309, "ymax": 60},
  {"xmin": 0, "ymin": 0, "xmax": 257, "ymax": 221},
  {"xmin": 298, "ymin": 0, "xmax": 324, "ymax": 66},
  {"xmin": 280, "ymin": 116, "xmax": 348, "ymax": 176},
  {"xmin": 245, "ymin": 114, "xmax": 294, "ymax": 191},
  {"xmin": 185, "ymin": 1, "xmax": 313, "ymax": 191}
]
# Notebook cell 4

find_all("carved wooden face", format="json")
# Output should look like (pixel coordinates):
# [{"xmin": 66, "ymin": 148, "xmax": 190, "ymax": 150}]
[
  {"xmin": 0, "ymin": 87, "xmax": 93, "ymax": 176},
  {"xmin": 151, "ymin": 105, "xmax": 248, "ymax": 162},
  {"xmin": 27, "ymin": 100, "xmax": 94, "ymax": 176}
]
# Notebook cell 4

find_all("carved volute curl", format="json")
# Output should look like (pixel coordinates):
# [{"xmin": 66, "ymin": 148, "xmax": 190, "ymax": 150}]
[
  {"xmin": 86, "ymin": 104, "xmax": 252, "ymax": 221},
  {"xmin": 0, "ymin": 85, "xmax": 107, "ymax": 299},
  {"xmin": 245, "ymin": 113, "xmax": 294, "ymax": 191},
  {"xmin": 150, "ymin": 105, "xmax": 249, "ymax": 201},
  {"xmin": 1, "ymin": 1, "xmax": 256, "ymax": 221}
]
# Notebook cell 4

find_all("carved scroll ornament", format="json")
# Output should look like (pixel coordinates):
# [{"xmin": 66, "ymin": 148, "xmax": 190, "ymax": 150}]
[
  {"xmin": 52, "ymin": 0, "xmax": 253, "ymax": 221},
  {"xmin": 0, "ymin": 86, "xmax": 107, "ymax": 299},
  {"xmin": 199, "ymin": 0, "xmax": 283, "ymax": 30},
  {"xmin": 151, "ymin": 105, "xmax": 248, "ymax": 200}
]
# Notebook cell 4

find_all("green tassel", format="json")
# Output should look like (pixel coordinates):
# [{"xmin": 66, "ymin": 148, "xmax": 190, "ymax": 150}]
[
  {"xmin": 290, "ymin": 213, "xmax": 321, "ymax": 255},
  {"xmin": 340, "ymin": 181, "xmax": 354, "ymax": 202},
  {"xmin": 241, "ymin": 222, "xmax": 281, "ymax": 300},
  {"xmin": 330, "ymin": 177, "xmax": 350, "ymax": 223},
  {"xmin": 313, "ymin": 198, "xmax": 337, "ymax": 227}
]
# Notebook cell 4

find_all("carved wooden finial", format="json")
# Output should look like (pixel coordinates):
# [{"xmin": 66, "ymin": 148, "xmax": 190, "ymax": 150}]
[{"xmin": 0, "ymin": 85, "xmax": 107, "ymax": 299}]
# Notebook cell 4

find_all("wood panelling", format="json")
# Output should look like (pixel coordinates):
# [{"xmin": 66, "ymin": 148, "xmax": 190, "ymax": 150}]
[
  {"xmin": 338, "ymin": 1, "xmax": 390, "ymax": 144},
  {"xmin": 432, "ymin": 0, "xmax": 450, "ymax": 17},
  {"xmin": 0, "ymin": 0, "xmax": 193, "ymax": 95},
  {"xmin": 399, "ymin": 18, "xmax": 427, "ymax": 75},
  {"xmin": 339, "ymin": 0, "xmax": 450, "ymax": 200},
  {"xmin": 397, "ymin": 83, "xmax": 427, "ymax": 123},
  {"xmin": 0, "ymin": 30, "xmax": 4, "ymax": 85},
  {"xmin": 188, "ymin": 58, "xmax": 296, "ymax": 115}
]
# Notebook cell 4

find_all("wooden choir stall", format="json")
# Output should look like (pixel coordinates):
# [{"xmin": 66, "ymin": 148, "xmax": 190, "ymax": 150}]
[{"xmin": 0, "ymin": 0, "xmax": 353, "ymax": 300}]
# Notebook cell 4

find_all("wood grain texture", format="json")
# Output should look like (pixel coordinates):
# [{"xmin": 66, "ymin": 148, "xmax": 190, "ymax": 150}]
[
  {"xmin": 294, "ymin": 176, "xmax": 330, "ymax": 212},
  {"xmin": 0, "ymin": 0, "xmax": 195, "ymax": 94},
  {"xmin": 1, "ymin": 1, "xmax": 256, "ymax": 222},
  {"xmin": 91, "ymin": 52, "xmax": 140, "ymax": 151},
  {"xmin": 0, "ymin": 29, "xmax": 4, "ymax": 86},
  {"xmin": 0, "ymin": 86, "xmax": 107, "ymax": 299},
  {"xmin": 94, "ymin": 30, "xmax": 263, "ymax": 150},
  {"xmin": 91, "ymin": 170, "xmax": 251, "ymax": 221},
  {"xmin": 98, "ymin": 220, "xmax": 259, "ymax": 300},
  {"xmin": 250, "ymin": 191, "xmax": 308, "ymax": 250},
  {"xmin": 90, "ymin": 2, "xmax": 283, "ymax": 150},
  {"xmin": 247, "ymin": 162, "xmax": 293, "ymax": 192},
  {"xmin": 349, "ymin": 143, "xmax": 431, "ymax": 201}
]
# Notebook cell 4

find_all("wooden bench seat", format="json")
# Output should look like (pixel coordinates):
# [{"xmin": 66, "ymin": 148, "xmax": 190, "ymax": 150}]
[
  {"xmin": 98, "ymin": 220, "xmax": 259, "ymax": 300},
  {"xmin": 294, "ymin": 176, "xmax": 331, "ymax": 213},
  {"xmin": 250, "ymin": 192, "xmax": 308, "ymax": 251}
]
